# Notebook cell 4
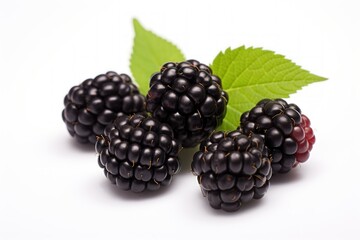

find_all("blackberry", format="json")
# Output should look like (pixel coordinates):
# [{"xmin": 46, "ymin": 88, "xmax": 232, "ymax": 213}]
[
  {"xmin": 146, "ymin": 59, "xmax": 228, "ymax": 148},
  {"xmin": 62, "ymin": 71, "xmax": 145, "ymax": 144},
  {"xmin": 240, "ymin": 99, "xmax": 316, "ymax": 174},
  {"xmin": 191, "ymin": 130, "xmax": 272, "ymax": 212},
  {"xmin": 96, "ymin": 114, "xmax": 181, "ymax": 192}
]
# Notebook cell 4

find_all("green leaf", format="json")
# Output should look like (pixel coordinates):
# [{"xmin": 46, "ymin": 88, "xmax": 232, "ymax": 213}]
[
  {"xmin": 130, "ymin": 19, "xmax": 186, "ymax": 95},
  {"xmin": 211, "ymin": 46, "xmax": 327, "ymax": 131}
]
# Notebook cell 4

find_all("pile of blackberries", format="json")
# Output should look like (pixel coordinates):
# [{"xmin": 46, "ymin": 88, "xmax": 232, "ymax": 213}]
[{"xmin": 62, "ymin": 60, "xmax": 315, "ymax": 212}]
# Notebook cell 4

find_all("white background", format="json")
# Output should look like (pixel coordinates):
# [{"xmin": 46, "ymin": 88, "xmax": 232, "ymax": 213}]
[{"xmin": 1, "ymin": 0, "xmax": 359, "ymax": 239}]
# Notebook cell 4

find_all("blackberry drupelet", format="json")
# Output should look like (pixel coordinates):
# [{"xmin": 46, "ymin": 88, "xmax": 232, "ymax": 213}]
[
  {"xmin": 191, "ymin": 130, "xmax": 272, "ymax": 212},
  {"xmin": 240, "ymin": 99, "xmax": 315, "ymax": 174},
  {"xmin": 62, "ymin": 72, "xmax": 145, "ymax": 144},
  {"xmin": 96, "ymin": 114, "xmax": 181, "ymax": 192},
  {"xmin": 146, "ymin": 59, "xmax": 228, "ymax": 148}
]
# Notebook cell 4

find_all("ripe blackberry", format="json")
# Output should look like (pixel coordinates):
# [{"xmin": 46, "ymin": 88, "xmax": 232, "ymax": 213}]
[
  {"xmin": 62, "ymin": 72, "xmax": 145, "ymax": 144},
  {"xmin": 96, "ymin": 114, "xmax": 181, "ymax": 192},
  {"xmin": 191, "ymin": 130, "xmax": 272, "ymax": 212},
  {"xmin": 146, "ymin": 60, "xmax": 228, "ymax": 148},
  {"xmin": 240, "ymin": 99, "xmax": 316, "ymax": 174}
]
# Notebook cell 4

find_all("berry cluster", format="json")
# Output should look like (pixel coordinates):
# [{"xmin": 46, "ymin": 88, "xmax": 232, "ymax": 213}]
[
  {"xmin": 240, "ymin": 99, "xmax": 315, "ymax": 173},
  {"xmin": 96, "ymin": 114, "xmax": 181, "ymax": 192},
  {"xmin": 146, "ymin": 60, "xmax": 228, "ymax": 148},
  {"xmin": 62, "ymin": 72, "xmax": 145, "ymax": 144},
  {"xmin": 191, "ymin": 130, "xmax": 272, "ymax": 212}
]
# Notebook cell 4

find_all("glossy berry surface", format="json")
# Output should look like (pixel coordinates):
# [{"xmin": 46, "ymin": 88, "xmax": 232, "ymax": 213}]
[
  {"xmin": 240, "ymin": 99, "xmax": 315, "ymax": 174},
  {"xmin": 146, "ymin": 59, "xmax": 228, "ymax": 148},
  {"xmin": 191, "ymin": 130, "xmax": 272, "ymax": 212},
  {"xmin": 96, "ymin": 114, "xmax": 181, "ymax": 192},
  {"xmin": 293, "ymin": 114, "xmax": 316, "ymax": 167},
  {"xmin": 62, "ymin": 71, "xmax": 145, "ymax": 144}
]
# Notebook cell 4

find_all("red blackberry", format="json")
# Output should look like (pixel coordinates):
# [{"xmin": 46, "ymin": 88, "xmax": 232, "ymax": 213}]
[
  {"xmin": 293, "ymin": 114, "xmax": 315, "ymax": 167},
  {"xmin": 146, "ymin": 60, "xmax": 228, "ymax": 148},
  {"xmin": 191, "ymin": 130, "xmax": 272, "ymax": 212},
  {"xmin": 62, "ymin": 72, "xmax": 145, "ymax": 144},
  {"xmin": 96, "ymin": 114, "xmax": 181, "ymax": 192},
  {"xmin": 240, "ymin": 99, "xmax": 315, "ymax": 174}
]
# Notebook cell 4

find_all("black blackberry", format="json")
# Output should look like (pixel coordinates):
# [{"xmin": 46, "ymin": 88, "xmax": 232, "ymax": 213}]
[
  {"xmin": 146, "ymin": 59, "xmax": 228, "ymax": 148},
  {"xmin": 240, "ymin": 99, "xmax": 315, "ymax": 174},
  {"xmin": 191, "ymin": 130, "xmax": 272, "ymax": 212},
  {"xmin": 96, "ymin": 114, "xmax": 181, "ymax": 192},
  {"xmin": 62, "ymin": 72, "xmax": 145, "ymax": 144}
]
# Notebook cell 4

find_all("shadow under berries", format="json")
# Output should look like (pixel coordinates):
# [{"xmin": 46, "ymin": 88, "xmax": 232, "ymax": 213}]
[
  {"xmin": 66, "ymin": 138, "xmax": 95, "ymax": 152},
  {"xmin": 269, "ymin": 169, "xmax": 303, "ymax": 185}
]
